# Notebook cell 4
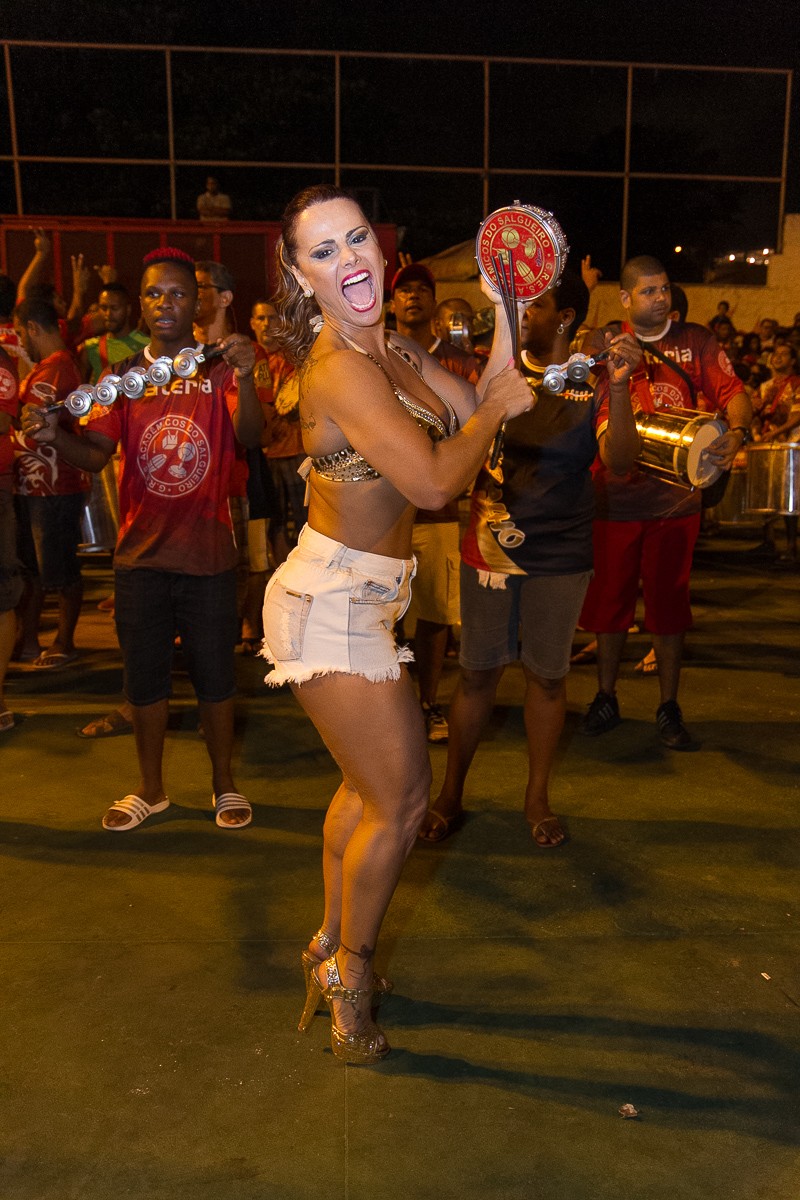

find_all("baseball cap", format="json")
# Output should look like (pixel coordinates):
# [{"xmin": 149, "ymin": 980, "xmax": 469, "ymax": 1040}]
[{"xmin": 390, "ymin": 263, "xmax": 436, "ymax": 296}]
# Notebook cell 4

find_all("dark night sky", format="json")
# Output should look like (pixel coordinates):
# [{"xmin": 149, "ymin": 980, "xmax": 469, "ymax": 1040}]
[
  {"xmin": 4, "ymin": 1, "xmax": 800, "ymax": 276},
  {"xmin": 8, "ymin": 1, "xmax": 799, "ymax": 70}
]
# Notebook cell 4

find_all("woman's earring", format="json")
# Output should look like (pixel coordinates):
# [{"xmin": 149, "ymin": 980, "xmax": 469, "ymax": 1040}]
[
  {"xmin": 309, "ymin": 314, "xmax": 324, "ymax": 334},
  {"xmin": 303, "ymin": 287, "xmax": 313, "ymax": 299},
  {"xmin": 557, "ymin": 323, "xmax": 565, "ymax": 334}
]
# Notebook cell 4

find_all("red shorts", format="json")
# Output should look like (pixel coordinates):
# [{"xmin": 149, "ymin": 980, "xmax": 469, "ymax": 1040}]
[{"xmin": 579, "ymin": 513, "xmax": 701, "ymax": 635}]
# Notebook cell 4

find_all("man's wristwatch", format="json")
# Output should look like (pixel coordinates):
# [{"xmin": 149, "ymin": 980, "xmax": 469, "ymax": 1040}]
[{"xmin": 730, "ymin": 425, "xmax": 752, "ymax": 444}]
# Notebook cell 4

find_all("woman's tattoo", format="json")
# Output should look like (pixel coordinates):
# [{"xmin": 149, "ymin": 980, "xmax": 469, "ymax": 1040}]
[
  {"xmin": 300, "ymin": 413, "xmax": 316, "ymax": 432},
  {"xmin": 340, "ymin": 942, "xmax": 375, "ymax": 963}
]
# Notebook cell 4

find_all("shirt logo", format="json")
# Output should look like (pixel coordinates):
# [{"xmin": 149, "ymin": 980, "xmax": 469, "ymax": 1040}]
[
  {"xmin": 652, "ymin": 381, "xmax": 684, "ymax": 409},
  {"xmin": 718, "ymin": 351, "xmax": 735, "ymax": 377},
  {"xmin": 137, "ymin": 415, "xmax": 210, "ymax": 496},
  {"xmin": 0, "ymin": 366, "xmax": 16, "ymax": 400}
]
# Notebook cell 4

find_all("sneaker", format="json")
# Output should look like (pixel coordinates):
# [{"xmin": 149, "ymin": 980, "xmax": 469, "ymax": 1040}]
[
  {"xmin": 422, "ymin": 703, "xmax": 449, "ymax": 744},
  {"xmin": 581, "ymin": 690, "xmax": 621, "ymax": 736},
  {"xmin": 656, "ymin": 700, "xmax": 693, "ymax": 750}
]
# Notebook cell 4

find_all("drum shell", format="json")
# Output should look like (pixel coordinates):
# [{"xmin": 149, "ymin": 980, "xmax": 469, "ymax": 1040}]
[
  {"xmin": 744, "ymin": 443, "xmax": 800, "ymax": 514},
  {"xmin": 79, "ymin": 460, "xmax": 120, "ymax": 553},
  {"xmin": 635, "ymin": 408, "xmax": 726, "ymax": 489},
  {"xmin": 705, "ymin": 462, "xmax": 752, "ymax": 524}
]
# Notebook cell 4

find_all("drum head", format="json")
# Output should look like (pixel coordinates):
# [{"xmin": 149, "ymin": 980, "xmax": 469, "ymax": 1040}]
[
  {"xmin": 476, "ymin": 204, "xmax": 569, "ymax": 300},
  {"xmin": 685, "ymin": 419, "xmax": 725, "ymax": 487}
]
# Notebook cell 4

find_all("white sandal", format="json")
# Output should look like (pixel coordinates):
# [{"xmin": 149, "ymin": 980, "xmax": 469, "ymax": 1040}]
[
  {"xmin": 102, "ymin": 794, "xmax": 169, "ymax": 831},
  {"xmin": 213, "ymin": 792, "xmax": 252, "ymax": 829}
]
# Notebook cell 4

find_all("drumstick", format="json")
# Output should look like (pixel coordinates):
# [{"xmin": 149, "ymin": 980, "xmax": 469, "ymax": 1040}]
[{"xmin": 489, "ymin": 250, "xmax": 519, "ymax": 469}]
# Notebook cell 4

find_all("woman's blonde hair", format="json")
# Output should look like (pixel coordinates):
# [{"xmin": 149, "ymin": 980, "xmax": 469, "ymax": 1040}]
[{"xmin": 273, "ymin": 183, "xmax": 367, "ymax": 365}]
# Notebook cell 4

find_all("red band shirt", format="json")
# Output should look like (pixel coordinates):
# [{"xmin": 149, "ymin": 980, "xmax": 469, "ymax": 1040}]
[{"xmin": 87, "ymin": 356, "xmax": 241, "ymax": 575}]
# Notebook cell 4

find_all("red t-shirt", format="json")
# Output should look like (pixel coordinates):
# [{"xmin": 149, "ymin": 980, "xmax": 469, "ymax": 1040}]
[
  {"xmin": 584, "ymin": 320, "xmax": 744, "ymax": 520},
  {"xmin": 0, "ymin": 347, "xmax": 19, "ymax": 489},
  {"xmin": 87, "ymin": 355, "xmax": 240, "ymax": 575},
  {"xmin": 262, "ymin": 349, "xmax": 300, "ymax": 459},
  {"xmin": 14, "ymin": 349, "xmax": 89, "ymax": 497}
]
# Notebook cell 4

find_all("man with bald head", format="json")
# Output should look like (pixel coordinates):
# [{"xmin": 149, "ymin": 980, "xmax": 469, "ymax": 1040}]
[{"xmin": 579, "ymin": 254, "xmax": 751, "ymax": 748}]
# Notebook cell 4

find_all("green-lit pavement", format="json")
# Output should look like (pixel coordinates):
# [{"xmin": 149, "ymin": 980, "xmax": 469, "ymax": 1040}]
[{"xmin": 2, "ymin": 536, "xmax": 799, "ymax": 1200}]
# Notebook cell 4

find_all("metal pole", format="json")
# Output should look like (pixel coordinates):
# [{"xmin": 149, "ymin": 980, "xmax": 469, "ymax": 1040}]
[
  {"xmin": 482, "ymin": 59, "xmax": 490, "ymax": 217},
  {"xmin": 334, "ymin": 53, "xmax": 341, "ymax": 187},
  {"xmin": 776, "ymin": 68, "xmax": 792, "ymax": 254},
  {"xmin": 165, "ymin": 48, "xmax": 177, "ymax": 220},
  {"xmin": 3, "ymin": 43, "xmax": 23, "ymax": 215},
  {"xmin": 620, "ymin": 64, "xmax": 633, "ymax": 276}
]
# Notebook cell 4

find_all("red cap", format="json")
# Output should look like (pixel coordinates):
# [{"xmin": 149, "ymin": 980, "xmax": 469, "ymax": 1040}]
[{"xmin": 390, "ymin": 263, "xmax": 436, "ymax": 296}]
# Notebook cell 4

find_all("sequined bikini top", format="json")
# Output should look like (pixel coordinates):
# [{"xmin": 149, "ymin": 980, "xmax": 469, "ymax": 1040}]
[{"xmin": 310, "ymin": 344, "xmax": 458, "ymax": 483}]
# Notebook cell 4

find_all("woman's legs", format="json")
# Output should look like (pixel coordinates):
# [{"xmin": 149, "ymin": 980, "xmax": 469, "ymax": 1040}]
[{"xmin": 291, "ymin": 667, "xmax": 431, "ymax": 1025}]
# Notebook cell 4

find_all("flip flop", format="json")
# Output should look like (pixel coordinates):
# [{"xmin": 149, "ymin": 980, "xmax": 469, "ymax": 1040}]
[
  {"xmin": 32, "ymin": 649, "xmax": 78, "ymax": 670},
  {"xmin": 530, "ymin": 815, "xmax": 568, "ymax": 848},
  {"xmin": 102, "ymin": 794, "xmax": 170, "ymax": 831},
  {"xmin": 634, "ymin": 652, "xmax": 659, "ymax": 676},
  {"xmin": 77, "ymin": 710, "xmax": 134, "ymax": 739},
  {"xmin": 0, "ymin": 710, "xmax": 15, "ymax": 733},
  {"xmin": 213, "ymin": 792, "xmax": 252, "ymax": 829},
  {"xmin": 417, "ymin": 808, "xmax": 465, "ymax": 843}
]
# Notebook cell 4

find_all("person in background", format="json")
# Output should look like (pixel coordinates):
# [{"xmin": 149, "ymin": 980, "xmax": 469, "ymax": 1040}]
[
  {"xmin": 22, "ymin": 249, "xmax": 264, "ymax": 831},
  {"xmin": 12, "ymin": 297, "xmax": 87, "ymax": 670},
  {"xmin": 196, "ymin": 176, "xmax": 231, "ymax": 222}
]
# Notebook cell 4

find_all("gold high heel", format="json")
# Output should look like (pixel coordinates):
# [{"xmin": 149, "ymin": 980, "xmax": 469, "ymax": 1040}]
[
  {"xmin": 299, "ymin": 953, "xmax": 390, "ymax": 1064},
  {"xmin": 301, "ymin": 928, "xmax": 393, "ymax": 1014}
]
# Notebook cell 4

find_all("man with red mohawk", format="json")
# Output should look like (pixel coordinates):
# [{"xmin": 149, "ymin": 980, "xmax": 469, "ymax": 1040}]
[{"xmin": 22, "ymin": 248, "xmax": 264, "ymax": 830}]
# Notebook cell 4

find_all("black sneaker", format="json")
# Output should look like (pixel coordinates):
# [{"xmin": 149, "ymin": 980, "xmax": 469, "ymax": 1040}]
[
  {"xmin": 656, "ymin": 700, "xmax": 693, "ymax": 749},
  {"xmin": 581, "ymin": 691, "xmax": 621, "ymax": 736},
  {"xmin": 422, "ymin": 703, "xmax": 449, "ymax": 744}
]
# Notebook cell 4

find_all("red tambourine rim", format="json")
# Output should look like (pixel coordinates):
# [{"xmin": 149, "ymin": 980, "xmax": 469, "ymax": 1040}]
[{"xmin": 476, "ymin": 205, "xmax": 567, "ymax": 301}]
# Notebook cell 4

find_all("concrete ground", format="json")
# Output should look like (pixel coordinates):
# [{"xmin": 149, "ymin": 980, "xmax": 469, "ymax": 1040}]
[{"xmin": 1, "ymin": 532, "xmax": 799, "ymax": 1200}]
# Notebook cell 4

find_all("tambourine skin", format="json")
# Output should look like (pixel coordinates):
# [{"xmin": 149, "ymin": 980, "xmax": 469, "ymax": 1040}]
[{"xmin": 476, "ymin": 203, "xmax": 569, "ymax": 300}]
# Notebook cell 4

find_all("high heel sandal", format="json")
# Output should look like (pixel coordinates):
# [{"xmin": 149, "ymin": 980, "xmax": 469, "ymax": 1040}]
[
  {"xmin": 301, "ymin": 928, "xmax": 393, "ymax": 1015},
  {"xmin": 298, "ymin": 953, "xmax": 390, "ymax": 1064}
]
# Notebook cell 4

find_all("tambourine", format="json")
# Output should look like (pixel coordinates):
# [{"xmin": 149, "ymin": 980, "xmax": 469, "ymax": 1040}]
[
  {"xmin": 476, "ymin": 202, "xmax": 570, "ymax": 467},
  {"xmin": 476, "ymin": 202, "xmax": 569, "ymax": 301}
]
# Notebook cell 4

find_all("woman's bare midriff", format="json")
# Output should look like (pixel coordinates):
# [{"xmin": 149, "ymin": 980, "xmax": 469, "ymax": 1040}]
[{"xmin": 307, "ymin": 476, "xmax": 418, "ymax": 558}]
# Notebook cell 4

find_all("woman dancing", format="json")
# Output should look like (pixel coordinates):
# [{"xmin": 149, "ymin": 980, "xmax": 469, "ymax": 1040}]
[{"xmin": 262, "ymin": 184, "xmax": 532, "ymax": 1063}]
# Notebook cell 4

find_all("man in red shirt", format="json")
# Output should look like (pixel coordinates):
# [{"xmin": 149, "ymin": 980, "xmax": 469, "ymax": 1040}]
[
  {"xmin": 13, "ymin": 297, "xmax": 87, "ymax": 669},
  {"xmin": 579, "ymin": 255, "xmax": 752, "ymax": 748},
  {"xmin": 250, "ymin": 297, "xmax": 303, "ymax": 565},
  {"xmin": 0, "ymin": 342, "xmax": 21, "ymax": 729},
  {"xmin": 22, "ymin": 250, "xmax": 264, "ymax": 831}
]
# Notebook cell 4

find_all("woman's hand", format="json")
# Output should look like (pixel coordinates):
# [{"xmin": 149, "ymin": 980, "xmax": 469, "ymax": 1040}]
[
  {"xmin": 605, "ymin": 332, "xmax": 642, "ymax": 387},
  {"xmin": 483, "ymin": 362, "xmax": 534, "ymax": 421}
]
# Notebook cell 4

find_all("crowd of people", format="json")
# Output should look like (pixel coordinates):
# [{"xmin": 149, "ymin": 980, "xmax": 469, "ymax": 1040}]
[{"xmin": 8, "ymin": 185, "xmax": 800, "ymax": 1063}]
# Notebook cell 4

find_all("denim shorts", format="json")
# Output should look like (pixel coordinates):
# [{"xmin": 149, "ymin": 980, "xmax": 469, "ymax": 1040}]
[
  {"xmin": 261, "ymin": 525, "xmax": 416, "ymax": 687},
  {"xmin": 115, "ymin": 567, "xmax": 238, "ymax": 705},
  {"xmin": 19, "ymin": 492, "xmax": 85, "ymax": 590},
  {"xmin": 459, "ymin": 562, "xmax": 592, "ymax": 680}
]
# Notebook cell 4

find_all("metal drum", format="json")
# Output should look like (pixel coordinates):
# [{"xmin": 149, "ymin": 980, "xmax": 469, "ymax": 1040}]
[
  {"xmin": 79, "ymin": 460, "xmax": 120, "ymax": 553},
  {"xmin": 705, "ymin": 456, "xmax": 751, "ymax": 525},
  {"xmin": 744, "ymin": 443, "xmax": 800, "ymax": 514},
  {"xmin": 635, "ymin": 408, "xmax": 726, "ymax": 489}
]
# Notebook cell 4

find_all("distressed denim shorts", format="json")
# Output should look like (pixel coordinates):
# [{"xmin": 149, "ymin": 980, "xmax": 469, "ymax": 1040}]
[{"xmin": 261, "ymin": 525, "xmax": 416, "ymax": 687}]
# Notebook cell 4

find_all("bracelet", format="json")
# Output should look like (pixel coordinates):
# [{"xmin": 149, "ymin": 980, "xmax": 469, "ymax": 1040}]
[{"xmin": 730, "ymin": 425, "xmax": 752, "ymax": 444}]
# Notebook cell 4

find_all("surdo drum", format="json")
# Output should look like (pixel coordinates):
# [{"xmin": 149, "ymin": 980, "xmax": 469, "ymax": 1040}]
[
  {"xmin": 744, "ymin": 443, "xmax": 800, "ymax": 514},
  {"xmin": 634, "ymin": 408, "xmax": 727, "ymax": 490}
]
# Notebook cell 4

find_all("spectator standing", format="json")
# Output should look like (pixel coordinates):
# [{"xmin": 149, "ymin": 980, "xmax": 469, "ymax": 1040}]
[
  {"xmin": 196, "ymin": 176, "xmax": 231, "ymax": 222},
  {"xmin": 21, "ymin": 250, "xmax": 264, "ymax": 831},
  {"xmin": 12, "ymin": 297, "xmax": 88, "ymax": 669}
]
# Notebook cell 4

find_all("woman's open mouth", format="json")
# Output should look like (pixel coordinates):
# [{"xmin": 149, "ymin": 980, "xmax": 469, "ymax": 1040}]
[{"xmin": 341, "ymin": 270, "xmax": 376, "ymax": 313}]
